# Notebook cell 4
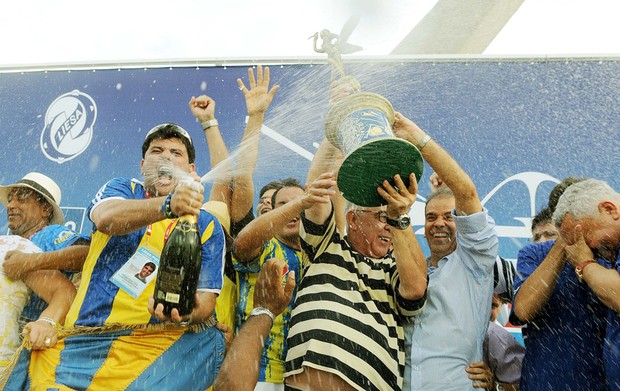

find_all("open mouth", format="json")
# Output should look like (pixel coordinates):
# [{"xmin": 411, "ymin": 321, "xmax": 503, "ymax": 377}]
[
  {"xmin": 379, "ymin": 235, "xmax": 391, "ymax": 242},
  {"xmin": 157, "ymin": 165, "xmax": 174, "ymax": 185}
]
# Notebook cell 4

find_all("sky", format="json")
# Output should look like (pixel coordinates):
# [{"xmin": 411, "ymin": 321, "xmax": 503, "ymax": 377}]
[{"xmin": 1, "ymin": 0, "xmax": 619, "ymax": 68}]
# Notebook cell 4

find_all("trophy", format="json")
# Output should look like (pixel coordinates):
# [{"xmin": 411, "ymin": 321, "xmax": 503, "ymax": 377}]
[{"xmin": 314, "ymin": 23, "xmax": 424, "ymax": 207}]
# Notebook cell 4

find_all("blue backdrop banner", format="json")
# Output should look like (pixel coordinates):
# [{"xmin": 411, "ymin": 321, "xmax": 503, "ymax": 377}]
[{"xmin": 1, "ymin": 58, "xmax": 618, "ymax": 260}]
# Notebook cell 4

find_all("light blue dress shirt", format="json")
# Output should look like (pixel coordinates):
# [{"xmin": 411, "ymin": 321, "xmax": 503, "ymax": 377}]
[{"xmin": 403, "ymin": 209, "xmax": 498, "ymax": 391}]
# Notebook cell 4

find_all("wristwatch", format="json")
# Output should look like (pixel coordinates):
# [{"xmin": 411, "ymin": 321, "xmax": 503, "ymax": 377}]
[{"xmin": 386, "ymin": 214, "xmax": 411, "ymax": 230}]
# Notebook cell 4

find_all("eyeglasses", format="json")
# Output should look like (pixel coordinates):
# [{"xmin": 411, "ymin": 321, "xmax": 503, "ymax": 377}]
[{"xmin": 355, "ymin": 209, "xmax": 388, "ymax": 223}]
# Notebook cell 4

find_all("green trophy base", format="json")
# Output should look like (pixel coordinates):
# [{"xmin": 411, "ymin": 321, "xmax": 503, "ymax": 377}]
[{"xmin": 337, "ymin": 138, "xmax": 424, "ymax": 207}]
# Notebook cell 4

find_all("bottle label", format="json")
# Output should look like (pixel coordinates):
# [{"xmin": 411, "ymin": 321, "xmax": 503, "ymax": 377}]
[
  {"xmin": 109, "ymin": 245, "xmax": 161, "ymax": 299},
  {"xmin": 165, "ymin": 292, "xmax": 181, "ymax": 304},
  {"xmin": 156, "ymin": 267, "xmax": 185, "ymax": 301}
]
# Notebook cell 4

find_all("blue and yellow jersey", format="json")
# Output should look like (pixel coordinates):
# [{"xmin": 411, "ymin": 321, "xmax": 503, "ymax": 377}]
[
  {"xmin": 65, "ymin": 177, "xmax": 226, "ymax": 327},
  {"xmin": 21, "ymin": 225, "xmax": 89, "ymax": 322},
  {"xmin": 233, "ymin": 237, "xmax": 302, "ymax": 383}
]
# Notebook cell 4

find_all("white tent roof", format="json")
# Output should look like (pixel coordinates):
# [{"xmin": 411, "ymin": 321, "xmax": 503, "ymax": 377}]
[{"xmin": 1, "ymin": 0, "xmax": 619, "ymax": 68}]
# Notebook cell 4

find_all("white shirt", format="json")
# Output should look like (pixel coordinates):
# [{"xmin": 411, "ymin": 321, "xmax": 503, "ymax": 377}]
[{"xmin": 0, "ymin": 235, "xmax": 41, "ymax": 369}]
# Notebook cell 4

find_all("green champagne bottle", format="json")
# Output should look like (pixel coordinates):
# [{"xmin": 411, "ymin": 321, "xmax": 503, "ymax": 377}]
[{"xmin": 153, "ymin": 214, "xmax": 202, "ymax": 316}]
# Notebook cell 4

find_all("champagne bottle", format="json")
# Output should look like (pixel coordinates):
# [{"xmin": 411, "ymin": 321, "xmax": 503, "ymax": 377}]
[{"xmin": 153, "ymin": 214, "xmax": 202, "ymax": 317}]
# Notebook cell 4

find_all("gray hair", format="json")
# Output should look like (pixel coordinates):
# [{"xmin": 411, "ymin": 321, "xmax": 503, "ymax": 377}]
[
  {"xmin": 344, "ymin": 200, "xmax": 361, "ymax": 213},
  {"xmin": 552, "ymin": 179, "xmax": 620, "ymax": 226},
  {"xmin": 425, "ymin": 187, "xmax": 454, "ymax": 213}
]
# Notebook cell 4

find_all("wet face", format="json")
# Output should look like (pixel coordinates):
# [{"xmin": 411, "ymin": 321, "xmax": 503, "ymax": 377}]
[
  {"xmin": 6, "ymin": 187, "xmax": 52, "ymax": 237},
  {"xmin": 561, "ymin": 211, "xmax": 619, "ymax": 251},
  {"xmin": 424, "ymin": 195, "xmax": 457, "ymax": 259},
  {"xmin": 274, "ymin": 186, "xmax": 304, "ymax": 241},
  {"xmin": 141, "ymin": 138, "xmax": 195, "ymax": 196},
  {"xmin": 532, "ymin": 222, "xmax": 559, "ymax": 243},
  {"xmin": 347, "ymin": 206, "xmax": 393, "ymax": 258},
  {"xmin": 258, "ymin": 188, "xmax": 277, "ymax": 216},
  {"xmin": 139, "ymin": 264, "xmax": 155, "ymax": 278}
]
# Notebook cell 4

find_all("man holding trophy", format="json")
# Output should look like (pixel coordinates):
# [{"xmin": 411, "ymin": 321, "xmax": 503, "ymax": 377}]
[{"xmin": 283, "ymin": 28, "xmax": 497, "ymax": 391}]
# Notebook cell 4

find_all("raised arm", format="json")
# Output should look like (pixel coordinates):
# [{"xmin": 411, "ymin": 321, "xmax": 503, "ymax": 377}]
[
  {"xmin": 189, "ymin": 95, "xmax": 233, "ymax": 206},
  {"xmin": 233, "ymin": 172, "xmax": 336, "ymax": 262},
  {"xmin": 306, "ymin": 139, "xmax": 345, "ymax": 232},
  {"xmin": 393, "ymin": 112, "xmax": 481, "ymax": 215},
  {"xmin": 513, "ymin": 239, "xmax": 566, "ymax": 322},
  {"xmin": 230, "ymin": 65, "xmax": 279, "ymax": 223},
  {"xmin": 564, "ymin": 225, "xmax": 620, "ymax": 312},
  {"xmin": 377, "ymin": 173, "xmax": 427, "ymax": 300}
]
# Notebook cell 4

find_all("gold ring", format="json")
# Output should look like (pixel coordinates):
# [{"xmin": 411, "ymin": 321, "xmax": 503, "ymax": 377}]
[{"xmin": 44, "ymin": 337, "xmax": 51, "ymax": 347}]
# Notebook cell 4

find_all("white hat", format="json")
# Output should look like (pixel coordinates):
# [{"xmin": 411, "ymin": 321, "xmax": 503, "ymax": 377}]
[{"xmin": 0, "ymin": 172, "xmax": 64, "ymax": 225}]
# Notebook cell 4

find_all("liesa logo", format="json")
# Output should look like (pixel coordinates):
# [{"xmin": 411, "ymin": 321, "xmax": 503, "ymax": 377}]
[{"xmin": 40, "ymin": 90, "xmax": 97, "ymax": 164}]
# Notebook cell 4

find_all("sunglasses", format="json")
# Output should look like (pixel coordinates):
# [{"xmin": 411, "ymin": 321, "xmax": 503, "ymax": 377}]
[{"xmin": 145, "ymin": 123, "xmax": 193, "ymax": 145}]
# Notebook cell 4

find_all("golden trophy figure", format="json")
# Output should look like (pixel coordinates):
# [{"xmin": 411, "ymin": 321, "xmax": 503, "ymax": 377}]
[{"xmin": 314, "ymin": 27, "xmax": 424, "ymax": 207}]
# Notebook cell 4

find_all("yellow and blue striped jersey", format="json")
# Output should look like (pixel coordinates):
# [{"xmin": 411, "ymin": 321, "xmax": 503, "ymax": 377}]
[{"xmin": 234, "ymin": 237, "xmax": 302, "ymax": 383}]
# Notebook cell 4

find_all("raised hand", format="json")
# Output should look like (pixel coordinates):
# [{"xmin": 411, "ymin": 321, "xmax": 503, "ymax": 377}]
[
  {"xmin": 393, "ymin": 112, "xmax": 426, "ymax": 146},
  {"xmin": 254, "ymin": 258, "xmax": 296, "ymax": 317},
  {"xmin": 237, "ymin": 65, "xmax": 280, "ymax": 116},
  {"xmin": 377, "ymin": 173, "xmax": 418, "ymax": 218},
  {"xmin": 189, "ymin": 95, "xmax": 216, "ymax": 122},
  {"xmin": 300, "ymin": 171, "xmax": 337, "ymax": 210},
  {"xmin": 564, "ymin": 225, "xmax": 595, "ymax": 267}
]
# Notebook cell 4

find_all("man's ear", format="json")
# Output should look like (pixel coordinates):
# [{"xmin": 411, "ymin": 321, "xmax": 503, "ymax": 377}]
[
  {"xmin": 43, "ymin": 203, "xmax": 54, "ymax": 222},
  {"xmin": 345, "ymin": 210, "xmax": 357, "ymax": 231},
  {"xmin": 600, "ymin": 201, "xmax": 620, "ymax": 220}
]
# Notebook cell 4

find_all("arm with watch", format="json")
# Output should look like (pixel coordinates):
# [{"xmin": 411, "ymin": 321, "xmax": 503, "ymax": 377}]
[
  {"xmin": 377, "ymin": 172, "xmax": 428, "ymax": 301},
  {"xmin": 213, "ymin": 258, "xmax": 295, "ymax": 391},
  {"xmin": 564, "ymin": 226, "xmax": 620, "ymax": 312}
]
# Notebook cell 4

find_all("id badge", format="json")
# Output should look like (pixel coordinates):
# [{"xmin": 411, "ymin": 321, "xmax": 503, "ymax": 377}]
[{"xmin": 110, "ymin": 244, "xmax": 161, "ymax": 299}]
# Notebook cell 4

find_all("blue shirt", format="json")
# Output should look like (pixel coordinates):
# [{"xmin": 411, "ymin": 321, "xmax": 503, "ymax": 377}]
[
  {"xmin": 404, "ymin": 209, "xmax": 498, "ymax": 391},
  {"xmin": 604, "ymin": 251, "xmax": 620, "ymax": 390},
  {"xmin": 21, "ymin": 225, "xmax": 88, "ymax": 321},
  {"xmin": 512, "ymin": 240, "xmax": 607, "ymax": 390},
  {"xmin": 66, "ymin": 177, "xmax": 226, "ymax": 327}
]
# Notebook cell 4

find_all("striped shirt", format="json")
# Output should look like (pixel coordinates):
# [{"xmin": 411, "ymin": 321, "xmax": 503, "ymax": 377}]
[{"xmin": 285, "ymin": 210, "xmax": 426, "ymax": 391}]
